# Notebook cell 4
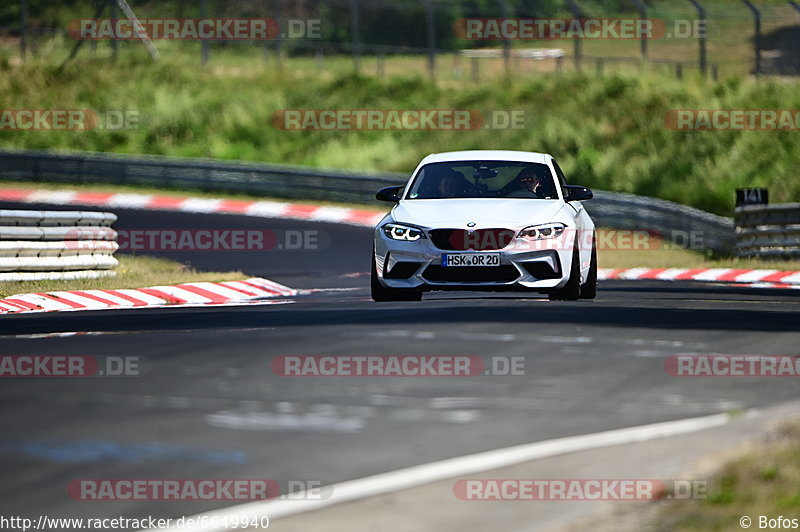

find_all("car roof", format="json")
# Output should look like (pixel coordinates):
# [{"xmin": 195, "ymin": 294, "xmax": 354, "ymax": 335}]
[{"xmin": 419, "ymin": 150, "xmax": 551, "ymax": 165}]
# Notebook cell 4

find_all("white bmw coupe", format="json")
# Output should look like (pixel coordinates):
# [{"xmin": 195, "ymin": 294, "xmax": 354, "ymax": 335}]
[{"xmin": 372, "ymin": 150, "xmax": 597, "ymax": 301}]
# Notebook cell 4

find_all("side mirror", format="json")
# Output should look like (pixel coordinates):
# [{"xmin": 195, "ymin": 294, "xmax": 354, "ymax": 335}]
[
  {"xmin": 376, "ymin": 185, "xmax": 404, "ymax": 202},
  {"xmin": 565, "ymin": 185, "xmax": 593, "ymax": 202}
]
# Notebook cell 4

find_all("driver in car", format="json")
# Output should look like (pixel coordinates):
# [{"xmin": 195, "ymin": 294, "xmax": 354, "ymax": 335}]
[{"xmin": 504, "ymin": 166, "xmax": 557, "ymax": 198}]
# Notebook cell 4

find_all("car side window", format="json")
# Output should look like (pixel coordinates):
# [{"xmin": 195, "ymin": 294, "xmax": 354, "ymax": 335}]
[{"xmin": 551, "ymin": 160, "xmax": 569, "ymax": 197}]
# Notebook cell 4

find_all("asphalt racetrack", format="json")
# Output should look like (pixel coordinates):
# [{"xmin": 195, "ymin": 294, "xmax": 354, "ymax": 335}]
[{"xmin": 1, "ymin": 203, "xmax": 799, "ymax": 524}]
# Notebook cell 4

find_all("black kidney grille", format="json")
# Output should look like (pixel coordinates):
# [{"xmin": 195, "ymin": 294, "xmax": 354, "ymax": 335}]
[{"xmin": 429, "ymin": 229, "xmax": 515, "ymax": 251}]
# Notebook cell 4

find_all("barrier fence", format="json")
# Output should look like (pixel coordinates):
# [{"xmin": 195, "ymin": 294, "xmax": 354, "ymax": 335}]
[
  {"xmin": 5, "ymin": 0, "xmax": 799, "ymax": 79},
  {"xmin": 735, "ymin": 203, "xmax": 800, "ymax": 259},
  {"xmin": 0, "ymin": 207, "xmax": 118, "ymax": 281},
  {"xmin": 0, "ymin": 148, "xmax": 736, "ymax": 254}
]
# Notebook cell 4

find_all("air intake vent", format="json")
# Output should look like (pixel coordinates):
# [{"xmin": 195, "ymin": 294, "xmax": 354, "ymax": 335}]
[{"xmin": 422, "ymin": 265, "xmax": 520, "ymax": 283}]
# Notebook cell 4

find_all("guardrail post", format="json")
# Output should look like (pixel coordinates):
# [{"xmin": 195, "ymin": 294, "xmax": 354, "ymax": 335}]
[
  {"xmin": 688, "ymin": 0, "xmax": 707, "ymax": 77},
  {"xmin": 743, "ymin": 0, "xmax": 761, "ymax": 77}
]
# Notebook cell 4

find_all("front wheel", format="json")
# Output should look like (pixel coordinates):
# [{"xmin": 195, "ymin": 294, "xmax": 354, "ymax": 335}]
[
  {"xmin": 371, "ymin": 252, "xmax": 422, "ymax": 302},
  {"xmin": 579, "ymin": 240, "xmax": 597, "ymax": 300},
  {"xmin": 548, "ymin": 245, "xmax": 581, "ymax": 301}
]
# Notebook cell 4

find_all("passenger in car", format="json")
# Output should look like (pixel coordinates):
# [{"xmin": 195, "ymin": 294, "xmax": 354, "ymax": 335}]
[{"xmin": 437, "ymin": 169, "xmax": 474, "ymax": 198}]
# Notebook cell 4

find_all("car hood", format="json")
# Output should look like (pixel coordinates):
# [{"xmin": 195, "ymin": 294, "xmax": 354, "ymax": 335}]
[{"xmin": 391, "ymin": 199, "xmax": 567, "ymax": 229}]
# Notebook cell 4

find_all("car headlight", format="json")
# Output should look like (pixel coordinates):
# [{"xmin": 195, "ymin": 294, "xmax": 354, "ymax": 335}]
[
  {"xmin": 382, "ymin": 223, "xmax": 426, "ymax": 241},
  {"xmin": 518, "ymin": 223, "xmax": 567, "ymax": 240}
]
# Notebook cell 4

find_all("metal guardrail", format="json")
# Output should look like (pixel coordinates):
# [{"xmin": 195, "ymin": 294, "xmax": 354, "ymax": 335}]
[
  {"xmin": 587, "ymin": 191, "xmax": 734, "ymax": 255},
  {"xmin": 735, "ymin": 203, "xmax": 800, "ymax": 258},
  {"xmin": 0, "ymin": 148, "xmax": 736, "ymax": 254},
  {"xmin": 0, "ymin": 208, "xmax": 118, "ymax": 281},
  {"xmin": 0, "ymin": 149, "xmax": 401, "ymax": 205}
]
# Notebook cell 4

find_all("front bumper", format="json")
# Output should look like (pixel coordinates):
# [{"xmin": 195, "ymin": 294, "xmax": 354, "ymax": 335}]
[{"xmin": 374, "ymin": 230, "xmax": 574, "ymax": 292}]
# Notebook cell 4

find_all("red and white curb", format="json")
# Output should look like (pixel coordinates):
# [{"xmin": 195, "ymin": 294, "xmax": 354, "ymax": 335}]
[
  {"xmin": 0, "ymin": 277, "xmax": 297, "ymax": 315},
  {"xmin": 0, "ymin": 188, "xmax": 385, "ymax": 227},
  {"xmin": 599, "ymin": 268, "xmax": 800, "ymax": 289}
]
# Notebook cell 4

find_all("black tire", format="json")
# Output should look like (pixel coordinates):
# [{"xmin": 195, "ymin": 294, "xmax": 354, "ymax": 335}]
[
  {"xmin": 549, "ymin": 243, "xmax": 581, "ymax": 301},
  {"xmin": 371, "ymin": 252, "xmax": 422, "ymax": 302},
  {"xmin": 579, "ymin": 239, "xmax": 598, "ymax": 300}
]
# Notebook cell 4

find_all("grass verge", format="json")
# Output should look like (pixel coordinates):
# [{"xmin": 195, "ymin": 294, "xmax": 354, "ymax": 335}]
[
  {"xmin": 0, "ymin": 254, "xmax": 244, "ymax": 299},
  {"xmin": 649, "ymin": 421, "xmax": 800, "ymax": 531}
]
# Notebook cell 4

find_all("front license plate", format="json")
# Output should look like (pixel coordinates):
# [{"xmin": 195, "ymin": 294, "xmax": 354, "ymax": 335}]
[{"xmin": 442, "ymin": 253, "xmax": 500, "ymax": 267}]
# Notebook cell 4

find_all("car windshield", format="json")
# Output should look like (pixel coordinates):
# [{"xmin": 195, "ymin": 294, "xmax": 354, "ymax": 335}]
[{"xmin": 406, "ymin": 161, "xmax": 559, "ymax": 200}]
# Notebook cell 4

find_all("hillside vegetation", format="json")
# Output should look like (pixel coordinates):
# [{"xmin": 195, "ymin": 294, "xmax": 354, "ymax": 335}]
[{"xmin": 1, "ymin": 53, "xmax": 799, "ymax": 216}]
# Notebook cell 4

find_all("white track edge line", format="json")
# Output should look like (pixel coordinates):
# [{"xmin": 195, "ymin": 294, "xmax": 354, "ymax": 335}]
[{"xmin": 141, "ymin": 411, "xmax": 731, "ymax": 532}]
